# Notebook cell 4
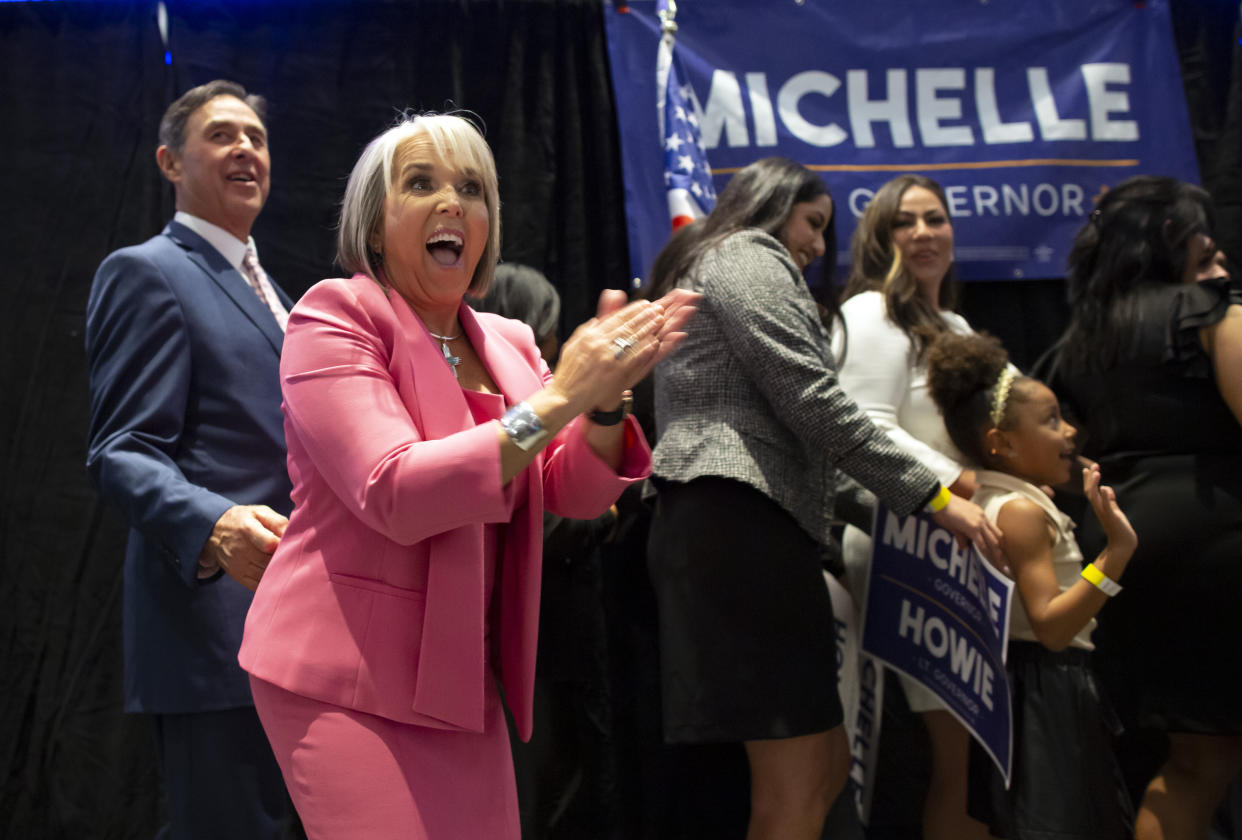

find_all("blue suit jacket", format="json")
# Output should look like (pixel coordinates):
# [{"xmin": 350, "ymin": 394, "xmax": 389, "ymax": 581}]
[{"xmin": 85, "ymin": 220, "xmax": 294, "ymax": 714}]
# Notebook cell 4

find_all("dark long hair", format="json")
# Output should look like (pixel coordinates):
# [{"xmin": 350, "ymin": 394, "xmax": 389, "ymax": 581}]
[
  {"xmin": 842, "ymin": 174, "xmax": 958, "ymax": 362},
  {"xmin": 1058, "ymin": 175, "xmax": 1214, "ymax": 373},
  {"xmin": 646, "ymin": 157, "xmax": 834, "ymax": 299},
  {"xmin": 468, "ymin": 262, "xmax": 560, "ymax": 345}
]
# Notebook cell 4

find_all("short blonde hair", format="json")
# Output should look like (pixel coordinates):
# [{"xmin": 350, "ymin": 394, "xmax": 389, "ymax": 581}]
[{"xmin": 337, "ymin": 113, "xmax": 501, "ymax": 295}]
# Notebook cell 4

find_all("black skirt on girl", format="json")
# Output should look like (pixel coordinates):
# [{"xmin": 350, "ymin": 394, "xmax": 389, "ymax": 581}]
[{"xmin": 968, "ymin": 641, "xmax": 1133, "ymax": 839}]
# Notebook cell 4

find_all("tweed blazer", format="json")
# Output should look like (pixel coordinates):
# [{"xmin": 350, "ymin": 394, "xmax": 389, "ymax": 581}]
[{"xmin": 652, "ymin": 229, "xmax": 940, "ymax": 545}]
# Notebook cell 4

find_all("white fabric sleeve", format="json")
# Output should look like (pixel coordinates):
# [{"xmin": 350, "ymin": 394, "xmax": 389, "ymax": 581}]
[{"xmin": 836, "ymin": 293, "xmax": 966, "ymax": 486}]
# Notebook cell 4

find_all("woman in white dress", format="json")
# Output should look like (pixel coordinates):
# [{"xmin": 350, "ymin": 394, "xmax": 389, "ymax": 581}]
[{"xmin": 832, "ymin": 174, "xmax": 990, "ymax": 840}]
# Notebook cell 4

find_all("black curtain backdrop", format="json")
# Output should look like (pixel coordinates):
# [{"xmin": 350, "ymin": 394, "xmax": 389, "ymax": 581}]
[{"xmin": 1, "ymin": 1, "xmax": 1238, "ymax": 838}]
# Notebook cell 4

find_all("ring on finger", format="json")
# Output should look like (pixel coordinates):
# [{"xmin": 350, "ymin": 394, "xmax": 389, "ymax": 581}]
[{"xmin": 611, "ymin": 335, "xmax": 638, "ymax": 360}]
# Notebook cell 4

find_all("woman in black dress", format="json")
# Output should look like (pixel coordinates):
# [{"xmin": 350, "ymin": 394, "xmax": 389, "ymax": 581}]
[{"xmin": 1047, "ymin": 175, "xmax": 1242, "ymax": 840}]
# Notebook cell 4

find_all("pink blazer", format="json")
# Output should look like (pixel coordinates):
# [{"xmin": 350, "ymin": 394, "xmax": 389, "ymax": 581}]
[{"xmin": 238, "ymin": 274, "xmax": 650, "ymax": 740}]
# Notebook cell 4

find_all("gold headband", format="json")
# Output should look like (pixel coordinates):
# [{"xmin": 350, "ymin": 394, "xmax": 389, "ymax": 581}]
[{"xmin": 990, "ymin": 367, "xmax": 1017, "ymax": 427}]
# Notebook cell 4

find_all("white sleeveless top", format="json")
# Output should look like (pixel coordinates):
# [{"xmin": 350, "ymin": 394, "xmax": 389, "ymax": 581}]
[{"xmin": 973, "ymin": 470, "xmax": 1095, "ymax": 651}]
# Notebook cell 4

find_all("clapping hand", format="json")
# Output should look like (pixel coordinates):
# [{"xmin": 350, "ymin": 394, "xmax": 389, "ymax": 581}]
[{"xmin": 554, "ymin": 288, "xmax": 699, "ymax": 414}]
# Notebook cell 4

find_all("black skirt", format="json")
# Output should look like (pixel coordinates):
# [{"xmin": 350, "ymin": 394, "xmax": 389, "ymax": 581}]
[
  {"xmin": 968, "ymin": 642, "xmax": 1134, "ymax": 840},
  {"xmin": 646, "ymin": 476, "xmax": 843, "ymax": 743}
]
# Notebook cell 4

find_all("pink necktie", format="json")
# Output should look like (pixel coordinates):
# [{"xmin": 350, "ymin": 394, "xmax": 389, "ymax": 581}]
[{"xmin": 241, "ymin": 247, "xmax": 289, "ymax": 332}]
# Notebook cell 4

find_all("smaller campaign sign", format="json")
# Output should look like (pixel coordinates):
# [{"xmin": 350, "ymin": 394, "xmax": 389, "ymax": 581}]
[
  {"xmin": 861, "ymin": 505, "xmax": 1015, "ymax": 785},
  {"xmin": 826, "ymin": 572, "xmax": 883, "ymax": 825}
]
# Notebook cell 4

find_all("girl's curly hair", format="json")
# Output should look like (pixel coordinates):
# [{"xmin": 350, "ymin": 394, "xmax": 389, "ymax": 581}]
[{"xmin": 927, "ymin": 331, "xmax": 1031, "ymax": 466}]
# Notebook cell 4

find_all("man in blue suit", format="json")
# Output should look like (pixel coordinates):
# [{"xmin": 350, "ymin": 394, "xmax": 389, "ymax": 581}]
[{"xmin": 86, "ymin": 79, "xmax": 296, "ymax": 839}]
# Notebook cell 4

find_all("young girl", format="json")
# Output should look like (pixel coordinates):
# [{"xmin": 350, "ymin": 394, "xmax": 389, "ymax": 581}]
[{"xmin": 926, "ymin": 331, "xmax": 1136, "ymax": 839}]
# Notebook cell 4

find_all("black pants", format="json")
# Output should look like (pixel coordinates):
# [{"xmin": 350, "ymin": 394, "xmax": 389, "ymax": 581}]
[{"xmin": 152, "ymin": 706, "xmax": 298, "ymax": 840}]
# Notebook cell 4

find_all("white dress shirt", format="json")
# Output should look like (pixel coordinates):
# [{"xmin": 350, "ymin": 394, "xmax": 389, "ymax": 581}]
[{"xmin": 174, "ymin": 211, "xmax": 289, "ymax": 325}]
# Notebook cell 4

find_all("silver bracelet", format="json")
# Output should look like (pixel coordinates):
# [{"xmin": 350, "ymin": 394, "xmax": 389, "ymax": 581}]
[{"xmin": 501, "ymin": 401, "xmax": 551, "ymax": 452}]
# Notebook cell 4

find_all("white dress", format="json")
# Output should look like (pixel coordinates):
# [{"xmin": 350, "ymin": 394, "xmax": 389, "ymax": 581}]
[{"xmin": 832, "ymin": 290, "xmax": 973, "ymax": 711}]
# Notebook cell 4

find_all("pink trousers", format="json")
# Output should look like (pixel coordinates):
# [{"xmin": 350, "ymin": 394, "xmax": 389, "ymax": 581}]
[{"xmin": 250, "ymin": 676, "xmax": 520, "ymax": 840}]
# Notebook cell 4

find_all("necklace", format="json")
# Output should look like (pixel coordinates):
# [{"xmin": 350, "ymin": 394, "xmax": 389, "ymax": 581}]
[
  {"xmin": 427, "ymin": 329, "xmax": 462, "ymax": 378},
  {"xmin": 401, "ymin": 297, "xmax": 463, "ymax": 379}
]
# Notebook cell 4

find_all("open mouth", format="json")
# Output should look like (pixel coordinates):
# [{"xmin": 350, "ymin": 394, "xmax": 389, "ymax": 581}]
[
  {"xmin": 427, "ymin": 230, "xmax": 464, "ymax": 267},
  {"xmin": 227, "ymin": 172, "xmax": 257, "ymax": 184}
]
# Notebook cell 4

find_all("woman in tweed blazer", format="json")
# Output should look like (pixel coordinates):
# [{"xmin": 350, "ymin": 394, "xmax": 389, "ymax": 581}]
[{"xmin": 646, "ymin": 158, "xmax": 1003, "ymax": 840}]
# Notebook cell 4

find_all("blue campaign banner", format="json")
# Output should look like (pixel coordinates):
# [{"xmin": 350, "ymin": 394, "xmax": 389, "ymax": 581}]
[
  {"xmin": 861, "ymin": 505, "xmax": 1015, "ymax": 784},
  {"xmin": 602, "ymin": 0, "xmax": 1198, "ymax": 285}
]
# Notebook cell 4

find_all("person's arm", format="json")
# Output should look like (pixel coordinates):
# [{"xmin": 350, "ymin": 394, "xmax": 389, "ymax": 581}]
[
  {"xmin": 496, "ymin": 319, "xmax": 654, "ymax": 522},
  {"xmin": 281, "ymin": 282, "xmax": 691, "ymax": 543},
  {"xmin": 497, "ymin": 288, "xmax": 695, "ymax": 483},
  {"xmin": 703, "ymin": 234, "xmax": 1002, "ymax": 557},
  {"xmin": 999, "ymin": 466, "xmax": 1135, "ymax": 651},
  {"xmin": 85, "ymin": 250, "xmax": 284, "ymax": 589},
  {"xmin": 1201, "ymin": 303, "xmax": 1242, "ymax": 425},
  {"xmin": 948, "ymin": 470, "xmax": 980, "ymax": 498}
]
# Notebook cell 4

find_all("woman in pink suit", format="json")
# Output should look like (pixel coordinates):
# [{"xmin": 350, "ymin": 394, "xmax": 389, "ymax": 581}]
[{"xmin": 237, "ymin": 113, "xmax": 695, "ymax": 839}]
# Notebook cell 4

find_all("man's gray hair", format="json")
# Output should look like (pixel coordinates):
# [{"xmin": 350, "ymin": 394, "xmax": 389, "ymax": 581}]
[{"xmin": 337, "ymin": 113, "xmax": 501, "ymax": 296}]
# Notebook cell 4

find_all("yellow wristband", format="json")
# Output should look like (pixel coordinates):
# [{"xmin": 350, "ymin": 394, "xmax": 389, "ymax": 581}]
[
  {"xmin": 926, "ymin": 484, "xmax": 951, "ymax": 513},
  {"xmin": 1081, "ymin": 563, "xmax": 1122, "ymax": 597}
]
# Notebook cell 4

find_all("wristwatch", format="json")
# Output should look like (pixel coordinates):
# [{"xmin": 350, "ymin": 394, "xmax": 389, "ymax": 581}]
[
  {"xmin": 501, "ymin": 401, "xmax": 551, "ymax": 452},
  {"xmin": 587, "ymin": 390, "xmax": 634, "ymax": 426}
]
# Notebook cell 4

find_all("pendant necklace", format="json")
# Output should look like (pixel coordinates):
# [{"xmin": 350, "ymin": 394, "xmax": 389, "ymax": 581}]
[
  {"xmin": 427, "ymin": 328, "xmax": 462, "ymax": 378},
  {"xmin": 402, "ymin": 296, "xmax": 462, "ymax": 379}
]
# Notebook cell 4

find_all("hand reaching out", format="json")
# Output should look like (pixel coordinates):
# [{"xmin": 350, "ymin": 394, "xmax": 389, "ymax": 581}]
[{"xmin": 932, "ymin": 493, "xmax": 1008, "ymax": 573}]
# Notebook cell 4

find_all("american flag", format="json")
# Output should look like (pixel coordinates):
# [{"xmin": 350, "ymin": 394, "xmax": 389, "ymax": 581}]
[{"xmin": 656, "ymin": 0, "xmax": 715, "ymax": 230}]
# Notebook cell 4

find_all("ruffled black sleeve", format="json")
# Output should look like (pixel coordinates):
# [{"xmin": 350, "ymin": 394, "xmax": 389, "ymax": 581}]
[{"xmin": 1163, "ymin": 276, "xmax": 1242, "ymax": 378}]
